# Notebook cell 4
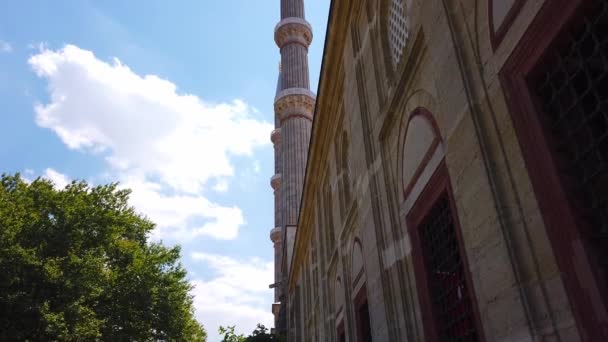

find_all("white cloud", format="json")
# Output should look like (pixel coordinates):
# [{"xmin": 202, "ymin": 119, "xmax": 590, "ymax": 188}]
[
  {"xmin": 29, "ymin": 45, "xmax": 271, "ymax": 194},
  {"xmin": 0, "ymin": 40, "xmax": 12, "ymax": 53},
  {"xmin": 123, "ymin": 175, "xmax": 243, "ymax": 240},
  {"xmin": 43, "ymin": 168, "xmax": 70, "ymax": 189},
  {"xmin": 212, "ymin": 178, "xmax": 229, "ymax": 193},
  {"xmin": 190, "ymin": 252, "xmax": 274, "ymax": 341},
  {"xmin": 28, "ymin": 45, "xmax": 272, "ymax": 241}
]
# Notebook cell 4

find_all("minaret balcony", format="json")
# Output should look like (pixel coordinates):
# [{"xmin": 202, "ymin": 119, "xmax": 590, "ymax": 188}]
[
  {"xmin": 270, "ymin": 173, "xmax": 282, "ymax": 190},
  {"xmin": 270, "ymin": 128, "xmax": 282, "ymax": 144},
  {"xmin": 274, "ymin": 17, "xmax": 313, "ymax": 49},
  {"xmin": 274, "ymin": 88, "xmax": 316, "ymax": 123},
  {"xmin": 270, "ymin": 226, "xmax": 282, "ymax": 243}
]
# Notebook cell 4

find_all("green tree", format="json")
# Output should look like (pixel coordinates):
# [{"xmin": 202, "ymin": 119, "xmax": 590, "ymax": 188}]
[
  {"xmin": 219, "ymin": 325, "xmax": 245, "ymax": 342},
  {"xmin": 0, "ymin": 174, "xmax": 206, "ymax": 341},
  {"xmin": 244, "ymin": 324, "xmax": 276, "ymax": 342},
  {"xmin": 220, "ymin": 324, "xmax": 279, "ymax": 342}
]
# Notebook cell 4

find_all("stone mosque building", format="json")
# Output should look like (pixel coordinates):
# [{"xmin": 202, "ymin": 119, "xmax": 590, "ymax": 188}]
[{"xmin": 269, "ymin": 0, "xmax": 608, "ymax": 341}]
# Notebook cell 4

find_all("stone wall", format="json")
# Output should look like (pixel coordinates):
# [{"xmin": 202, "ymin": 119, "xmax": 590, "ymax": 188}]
[{"xmin": 285, "ymin": 0, "xmax": 588, "ymax": 340}]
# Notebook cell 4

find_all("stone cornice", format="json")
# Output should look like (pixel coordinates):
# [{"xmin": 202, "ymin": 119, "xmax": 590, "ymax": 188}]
[
  {"xmin": 270, "ymin": 227, "xmax": 282, "ymax": 243},
  {"xmin": 270, "ymin": 128, "xmax": 282, "ymax": 144},
  {"xmin": 288, "ymin": 0, "xmax": 350, "ymax": 292},
  {"xmin": 270, "ymin": 173, "xmax": 282, "ymax": 190},
  {"xmin": 275, "ymin": 17, "xmax": 313, "ymax": 49},
  {"xmin": 274, "ymin": 88, "xmax": 316, "ymax": 123}
]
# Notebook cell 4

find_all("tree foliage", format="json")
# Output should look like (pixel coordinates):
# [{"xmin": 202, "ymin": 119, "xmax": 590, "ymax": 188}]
[
  {"xmin": 219, "ymin": 325, "xmax": 245, "ymax": 342},
  {"xmin": 244, "ymin": 324, "xmax": 277, "ymax": 342},
  {"xmin": 0, "ymin": 174, "xmax": 206, "ymax": 341},
  {"xmin": 219, "ymin": 324, "xmax": 278, "ymax": 342}
]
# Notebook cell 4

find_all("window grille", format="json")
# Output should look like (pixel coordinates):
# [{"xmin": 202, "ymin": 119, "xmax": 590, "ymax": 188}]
[
  {"xmin": 388, "ymin": 0, "xmax": 409, "ymax": 66},
  {"xmin": 357, "ymin": 301, "xmax": 373, "ymax": 342},
  {"xmin": 419, "ymin": 194, "xmax": 479, "ymax": 341},
  {"xmin": 530, "ymin": 0, "xmax": 608, "ymax": 275}
]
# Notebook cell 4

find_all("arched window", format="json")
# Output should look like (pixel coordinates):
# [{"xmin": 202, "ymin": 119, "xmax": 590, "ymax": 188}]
[
  {"xmin": 501, "ymin": 0, "xmax": 608, "ymax": 337},
  {"xmin": 351, "ymin": 241, "xmax": 365, "ymax": 288},
  {"xmin": 352, "ymin": 240, "xmax": 372, "ymax": 342},
  {"xmin": 388, "ymin": 0, "xmax": 409, "ymax": 66},
  {"xmin": 400, "ymin": 110, "xmax": 443, "ymax": 204},
  {"xmin": 335, "ymin": 277, "xmax": 346, "ymax": 342},
  {"xmin": 401, "ymin": 108, "xmax": 483, "ymax": 342}
]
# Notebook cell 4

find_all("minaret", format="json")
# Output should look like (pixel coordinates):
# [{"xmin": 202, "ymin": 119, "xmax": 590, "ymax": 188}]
[{"xmin": 270, "ymin": 0, "xmax": 315, "ymax": 333}]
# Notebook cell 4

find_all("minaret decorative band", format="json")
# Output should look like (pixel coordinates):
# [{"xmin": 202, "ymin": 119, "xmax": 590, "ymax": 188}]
[
  {"xmin": 275, "ymin": 18, "xmax": 313, "ymax": 49},
  {"xmin": 274, "ymin": 88, "xmax": 316, "ymax": 122}
]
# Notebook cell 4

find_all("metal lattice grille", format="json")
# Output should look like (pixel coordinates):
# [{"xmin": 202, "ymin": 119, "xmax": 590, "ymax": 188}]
[
  {"xmin": 531, "ymin": 0, "xmax": 608, "ymax": 259},
  {"xmin": 419, "ymin": 195, "xmax": 479, "ymax": 342},
  {"xmin": 389, "ymin": 0, "xmax": 409, "ymax": 66}
]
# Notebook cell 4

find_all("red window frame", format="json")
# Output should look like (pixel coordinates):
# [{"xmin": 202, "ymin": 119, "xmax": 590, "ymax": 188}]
[
  {"xmin": 489, "ymin": 0, "xmax": 526, "ymax": 50},
  {"xmin": 336, "ymin": 320, "xmax": 346, "ymax": 342},
  {"xmin": 354, "ymin": 285, "xmax": 372, "ymax": 342},
  {"xmin": 406, "ymin": 162, "xmax": 485, "ymax": 342},
  {"xmin": 500, "ymin": 0, "xmax": 608, "ymax": 339}
]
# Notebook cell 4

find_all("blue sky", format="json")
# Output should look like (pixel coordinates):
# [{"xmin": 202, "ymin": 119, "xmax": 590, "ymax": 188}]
[{"xmin": 0, "ymin": 1, "xmax": 329, "ymax": 340}]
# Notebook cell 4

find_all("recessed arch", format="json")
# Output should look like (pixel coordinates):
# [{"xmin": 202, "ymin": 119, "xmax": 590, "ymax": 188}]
[
  {"xmin": 335, "ymin": 276, "xmax": 344, "ymax": 316},
  {"xmin": 351, "ymin": 239, "xmax": 365, "ymax": 290},
  {"xmin": 398, "ymin": 107, "xmax": 444, "ymax": 205}
]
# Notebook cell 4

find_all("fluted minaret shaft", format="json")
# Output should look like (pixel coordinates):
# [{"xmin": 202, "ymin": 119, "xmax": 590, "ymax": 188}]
[
  {"xmin": 270, "ymin": 0, "xmax": 315, "ymax": 331},
  {"xmin": 281, "ymin": 0, "xmax": 305, "ymax": 19},
  {"xmin": 274, "ymin": 0, "xmax": 314, "ymax": 227}
]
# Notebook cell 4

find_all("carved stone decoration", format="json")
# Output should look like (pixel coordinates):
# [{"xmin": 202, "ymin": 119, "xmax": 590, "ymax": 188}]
[
  {"xmin": 274, "ymin": 88, "xmax": 316, "ymax": 122},
  {"xmin": 275, "ymin": 17, "xmax": 314, "ymax": 49}
]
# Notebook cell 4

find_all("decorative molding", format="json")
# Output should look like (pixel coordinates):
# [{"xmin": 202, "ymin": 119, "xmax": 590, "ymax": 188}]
[
  {"xmin": 287, "ymin": 0, "xmax": 349, "ymax": 292},
  {"xmin": 274, "ymin": 88, "xmax": 316, "ymax": 123},
  {"xmin": 275, "ymin": 17, "xmax": 314, "ymax": 49}
]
